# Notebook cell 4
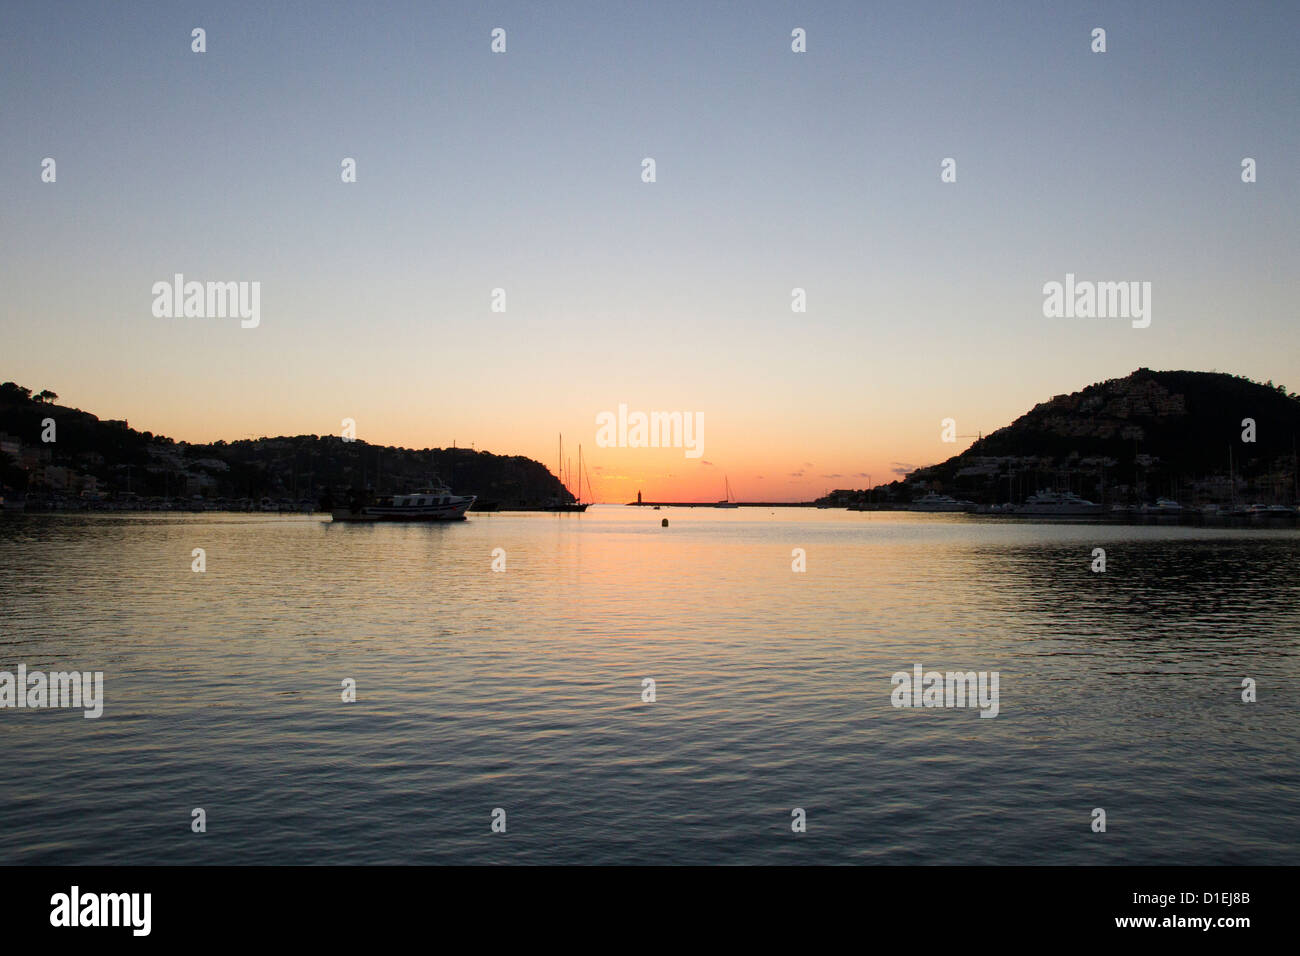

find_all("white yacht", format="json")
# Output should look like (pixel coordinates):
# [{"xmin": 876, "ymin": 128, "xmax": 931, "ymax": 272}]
[
  {"xmin": 1015, "ymin": 491, "xmax": 1102, "ymax": 516},
  {"xmin": 331, "ymin": 484, "xmax": 476, "ymax": 522},
  {"xmin": 1247, "ymin": 503, "xmax": 1297, "ymax": 523},
  {"xmin": 909, "ymin": 493, "xmax": 974, "ymax": 512}
]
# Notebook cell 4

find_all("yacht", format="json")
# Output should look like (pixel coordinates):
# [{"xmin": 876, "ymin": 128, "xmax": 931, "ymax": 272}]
[
  {"xmin": 1015, "ymin": 491, "xmax": 1102, "ymax": 516},
  {"xmin": 543, "ymin": 435, "xmax": 590, "ymax": 512},
  {"xmin": 715, "ymin": 475, "xmax": 740, "ymax": 508},
  {"xmin": 331, "ymin": 483, "xmax": 476, "ymax": 522},
  {"xmin": 1248, "ymin": 503, "xmax": 1297, "ymax": 524},
  {"xmin": 909, "ymin": 493, "xmax": 974, "ymax": 512},
  {"xmin": 1141, "ymin": 498, "xmax": 1184, "ymax": 515}
]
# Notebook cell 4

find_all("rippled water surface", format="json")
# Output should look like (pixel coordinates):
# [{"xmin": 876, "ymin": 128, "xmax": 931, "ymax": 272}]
[{"xmin": 1, "ymin": 508, "xmax": 1297, "ymax": 864}]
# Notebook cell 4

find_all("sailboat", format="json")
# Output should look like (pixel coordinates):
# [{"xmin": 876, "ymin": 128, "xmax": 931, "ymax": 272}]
[
  {"xmin": 544, "ymin": 434, "xmax": 590, "ymax": 512},
  {"xmin": 715, "ymin": 475, "xmax": 740, "ymax": 508}
]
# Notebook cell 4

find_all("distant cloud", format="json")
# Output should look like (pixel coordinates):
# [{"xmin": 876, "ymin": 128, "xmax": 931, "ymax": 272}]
[
  {"xmin": 820, "ymin": 473, "xmax": 841, "ymax": 479},
  {"xmin": 700, "ymin": 460, "xmax": 714, "ymax": 467},
  {"xmin": 789, "ymin": 471, "xmax": 804, "ymax": 478},
  {"xmin": 802, "ymin": 461, "xmax": 814, "ymax": 469},
  {"xmin": 890, "ymin": 462, "xmax": 919, "ymax": 476}
]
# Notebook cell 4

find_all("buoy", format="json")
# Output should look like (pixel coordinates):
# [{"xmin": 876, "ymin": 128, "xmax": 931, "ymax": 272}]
[{"xmin": 661, "ymin": 518, "xmax": 669, "ymax": 527}]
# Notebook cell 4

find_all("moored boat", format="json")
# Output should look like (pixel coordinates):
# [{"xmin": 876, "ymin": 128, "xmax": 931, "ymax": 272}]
[
  {"xmin": 715, "ymin": 475, "xmax": 740, "ymax": 508},
  {"xmin": 909, "ymin": 492, "xmax": 975, "ymax": 512},
  {"xmin": 1248, "ymin": 503, "xmax": 1298, "ymax": 525},
  {"xmin": 331, "ymin": 484, "xmax": 475, "ymax": 522},
  {"xmin": 1014, "ymin": 491, "xmax": 1102, "ymax": 516},
  {"xmin": 543, "ymin": 435, "xmax": 591, "ymax": 512}
]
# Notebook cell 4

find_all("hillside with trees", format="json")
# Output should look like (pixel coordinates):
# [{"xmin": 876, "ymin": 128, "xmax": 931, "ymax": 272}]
[
  {"xmin": 0, "ymin": 381, "xmax": 570, "ymax": 509},
  {"xmin": 819, "ymin": 369, "xmax": 1300, "ymax": 507}
]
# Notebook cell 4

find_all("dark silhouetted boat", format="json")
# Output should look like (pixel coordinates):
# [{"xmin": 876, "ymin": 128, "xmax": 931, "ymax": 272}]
[
  {"xmin": 331, "ymin": 483, "xmax": 475, "ymax": 522},
  {"xmin": 544, "ymin": 436, "xmax": 590, "ymax": 512}
]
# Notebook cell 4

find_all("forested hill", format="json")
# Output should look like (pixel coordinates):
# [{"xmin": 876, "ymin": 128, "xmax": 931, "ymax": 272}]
[
  {"xmin": 821, "ymin": 369, "xmax": 1300, "ymax": 506},
  {"xmin": 0, "ymin": 381, "xmax": 570, "ymax": 507}
]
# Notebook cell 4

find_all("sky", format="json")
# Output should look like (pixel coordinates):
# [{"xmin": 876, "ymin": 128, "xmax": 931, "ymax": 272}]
[{"xmin": 2, "ymin": 1, "xmax": 1297, "ymax": 501}]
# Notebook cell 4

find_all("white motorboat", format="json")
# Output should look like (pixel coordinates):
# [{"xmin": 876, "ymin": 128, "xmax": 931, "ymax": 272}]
[
  {"xmin": 1015, "ymin": 491, "xmax": 1102, "ymax": 516},
  {"xmin": 909, "ymin": 493, "xmax": 974, "ymax": 512},
  {"xmin": 331, "ymin": 484, "xmax": 476, "ymax": 522}
]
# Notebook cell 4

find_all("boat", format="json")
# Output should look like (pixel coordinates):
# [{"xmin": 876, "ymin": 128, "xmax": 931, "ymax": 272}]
[
  {"xmin": 715, "ymin": 475, "xmax": 739, "ymax": 508},
  {"xmin": 909, "ymin": 492, "xmax": 974, "ymax": 512},
  {"xmin": 1247, "ymin": 503, "xmax": 1296, "ymax": 524},
  {"xmin": 543, "ymin": 435, "xmax": 590, "ymax": 512},
  {"xmin": 1140, "ymin": 498, "xmax": 1184, "ymax": 515},
  {"xmin": 331, "ymin": 483, "xmax": 475, "ymax": 522},
  {"xmin": 1014, "ymin": 491, "xmax": 1102, "ymax": 516}
]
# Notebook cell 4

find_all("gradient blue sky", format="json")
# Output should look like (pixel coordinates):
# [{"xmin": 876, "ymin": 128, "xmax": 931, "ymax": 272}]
[{"xmin": 2, "ymin": 1, "xmax": 1297, "ymax": 499}]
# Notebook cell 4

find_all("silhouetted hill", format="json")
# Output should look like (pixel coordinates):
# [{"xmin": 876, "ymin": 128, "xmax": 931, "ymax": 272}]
[
  {"xmin": 820, "ymin": 369, "xmax": 1300, "ymax": 507},
  {"xmin": 0, "ymin": 381, "xmax": 570, "ymax": 508}
]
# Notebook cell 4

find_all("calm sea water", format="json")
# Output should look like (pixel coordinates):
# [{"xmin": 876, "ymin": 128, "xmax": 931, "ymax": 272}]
[{"xmin": 1, "ymin": 507, "xmax": 1297, "ymax": 865}]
